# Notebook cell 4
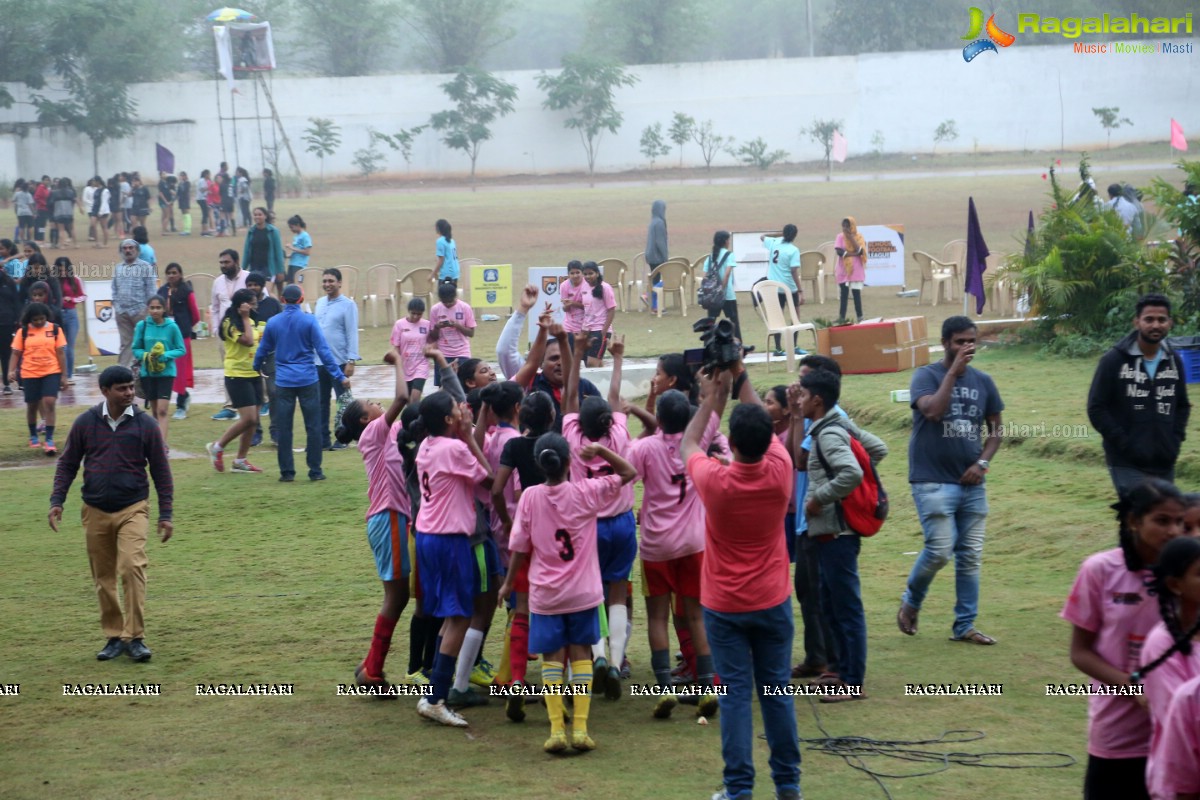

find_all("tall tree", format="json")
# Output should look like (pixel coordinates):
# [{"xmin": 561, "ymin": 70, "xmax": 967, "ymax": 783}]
[
  {"xmin": 295, "ymin": 0, "xmax": 399, "ymax": 76},
  {"xmin": 400, "ymin": 0, "xmax": 516, "ymax": 72},
  {"xmin": 587, "ymin": 0, "xmax": 709, "ymax": 64},
  {"xmin": 429, "ymin": 68, "xmax": 518, "ymax": 180},
  {"xmin": 822, "ymin": 0, "xmax": 961, "ymax": 54},
  {"xmin": 0, "ymin": 0, "xmax": 49, "ymax": 108},
  {"xmin": 537, "ymin": 54, "xmax": 638, "ymax": 177}
]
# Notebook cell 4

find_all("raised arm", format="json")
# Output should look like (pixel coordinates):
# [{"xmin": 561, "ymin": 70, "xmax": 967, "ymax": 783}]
[
  {"xmin": 682, "ymin": 368, "xmax": 731, "ymax": 462},
  {"xmin": 497, "ymin": 285, "xmax": 539, "ymax": 380},
  {"xmin": 607, "ymin": 334, "xmax": 625, "ymax": 408},
  {"xmin": 511, "ymin": 303, "xmax": 552, "ymax": 389},
  {"xmin": 579, "ymin": 443, "xmax": 637, "ymax": 485},
  {"xmin": 382, "ymin": 348, "xmax": 410, "ymax": 427},
  {"xmin": 563, "ymin": 330, "xmax": 588, "ymax": 416},
  {"xmin": 425, "ymin": 344, "xmax": 466, "ymax": 403}
]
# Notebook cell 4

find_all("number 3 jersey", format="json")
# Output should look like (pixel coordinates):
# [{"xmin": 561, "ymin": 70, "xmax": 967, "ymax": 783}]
[{"xmin": 509, "ymin": 474, "xmax": 624, "ymax": 616}]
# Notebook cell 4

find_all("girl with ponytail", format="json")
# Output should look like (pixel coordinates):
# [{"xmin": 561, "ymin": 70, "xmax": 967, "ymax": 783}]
[
  {"xmin": 1136, "ymin": 536, "xmax": 1200, "ymax": 800},
  {"xmin": 1061, "ymin": 478, "xmax": 1185, "ymax": 800},
  {"xmin": 495, "ymin": 432, "xmax": 637, "ymax": 755}
]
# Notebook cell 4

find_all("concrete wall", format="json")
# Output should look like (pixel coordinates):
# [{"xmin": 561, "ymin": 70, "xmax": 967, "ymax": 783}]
[{"xmin": 1, "ymin": 40, "xmax": 1195, "ymax": 181}]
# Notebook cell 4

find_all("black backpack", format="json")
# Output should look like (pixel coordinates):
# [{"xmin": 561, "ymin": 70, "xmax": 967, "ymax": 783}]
[{"xmin": 697, "ymin": 251, "xmax": 730, "ymax": 311}]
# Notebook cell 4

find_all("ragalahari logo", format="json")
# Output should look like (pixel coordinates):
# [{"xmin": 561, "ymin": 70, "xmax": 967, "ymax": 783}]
[{"xmin": 962, "ymin": 7, "xmax": 1015, "ymax": 61}]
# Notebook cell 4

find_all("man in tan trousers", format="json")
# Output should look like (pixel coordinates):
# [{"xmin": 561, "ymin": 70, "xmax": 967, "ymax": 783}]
[{"xmin": 49, "ymin": 365, "xmax": 174, "ymax": 662}]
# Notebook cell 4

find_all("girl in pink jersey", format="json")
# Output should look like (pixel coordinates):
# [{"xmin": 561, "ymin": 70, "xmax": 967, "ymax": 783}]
[
  {"xmin": 333, "ymin": 349, "xmax": 410, "ymax": 693},
  {"xmin": 581, "ymin": 261, "xmax": 616, "ymax": 367},
  {"xmin": 390, "ymin": 298, "xmax": 432, "ymax": 403},
  {"xmin": 559, "ymin": 260, "xmax": 587, "ymax": 351},
  {"xmin": 1134, "ymin": 536, "xmax": 1200, "ymax": 800},
  {"xmin": 1062, "ymin": 479, "xmax": 1185, "ymax": 800},
  {"xmin": 1158, "ymin": 674, "xmax": 1200, "ymax": 799},
  {"xmin": 497, "ymin": 433, "xmax": 636, "ymax": 754},
  {"xmin": 563, "ymin": 332, "xmax": 635, "ymax": 700},
  {"xmin": 429, "ymin": 281, "xmax": 475, "ymax": 386},
  {"xmin": 413, "ymin": 391, "xmax": 493, "ymax": 727}
]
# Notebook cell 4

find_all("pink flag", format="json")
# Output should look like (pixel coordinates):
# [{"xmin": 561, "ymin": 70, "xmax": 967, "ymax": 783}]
[
  {"xmin": 1171, "ymin": 119, "xmax": 1188, "ymax": 151},
  {"xmin": 831, "ymin": 130, "xmax": 847, "ymax": 163}
]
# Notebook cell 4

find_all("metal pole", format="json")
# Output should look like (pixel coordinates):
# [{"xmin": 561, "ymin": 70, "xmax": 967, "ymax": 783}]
[{"xmin": 806, "ymin": 0, "xmax": 814, "ymax": 57}]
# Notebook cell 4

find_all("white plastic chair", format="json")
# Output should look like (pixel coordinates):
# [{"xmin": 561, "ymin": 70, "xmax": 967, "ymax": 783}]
[
  {"xmin": 751, "ymin": 280, "xmax": 817, "ymax": 372},
  {"xmin": 362, "ymin": 263, "xmax": 399, "ymax": 327}
]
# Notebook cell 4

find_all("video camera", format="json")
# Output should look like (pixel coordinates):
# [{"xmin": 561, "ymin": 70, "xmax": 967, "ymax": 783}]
[{"xmin": 684, "ymin": 317, "xmax": 743, "ymax": 373}]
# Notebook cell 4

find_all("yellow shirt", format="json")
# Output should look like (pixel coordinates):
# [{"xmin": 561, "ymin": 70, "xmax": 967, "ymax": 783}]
[{"xmin": 221, "ymin": 317, "xmax": 264, "ymax": 378}]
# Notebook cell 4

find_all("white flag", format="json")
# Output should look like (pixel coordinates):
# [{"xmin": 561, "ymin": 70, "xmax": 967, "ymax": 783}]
[{"xmin": 832, "ymin": 130, "xmax": 848, "ymax": 163}]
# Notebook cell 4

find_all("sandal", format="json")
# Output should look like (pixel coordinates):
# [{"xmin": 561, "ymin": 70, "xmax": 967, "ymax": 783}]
[
  {"xmin": 950, "ymin": 629, "xmax": 997, "ymax": 646},
  {"xmin": 896, "ymin": 602, "xmax": 919, "ymax": 636}
]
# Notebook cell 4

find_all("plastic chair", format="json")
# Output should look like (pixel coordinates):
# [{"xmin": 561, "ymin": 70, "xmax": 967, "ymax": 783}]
[
  {"xmin": 941, "ymin": 239, "xmax": 967, "ymax": 286},
  {"xmin": 397, "ymin": 267, "xmax": 436, "ymax": 311},
  {"xmin": 913, "ymin": 251, "xmax": 955, "ymax": 305},
  {"xmin": 798, "ymin": 250, "xmax": 826, "ymax": 304},
  {"xmin": 751, "ymin": 280, "xmax": 817, "ymax": 373},
  {"xmin": 595, "ymin": 258, "xmax": 628, "ymax": 311},
  {"xmin": 362, "ymin": 263, "xmax": 399, "ymax": 327},
  {"xmin": 984, "ymin": 253, "xmax": 1012, "ymax": 315},
  {"xmin": 689, "ymin": 255, "xmax": 709, "ymax": 303},
  {"xmin": 624, "ymin": 251, "xmax": 645, "ymax": 311},
  {"xmin": 331, "ymin": 265, "xmax": 359, "ymax": 305},
  {"xmin": 186, "ymin": 272, "xmax": 216, "ymax": 335},
  {"xmin": 296, "ymin": 267, "xmax": 324, "ymax": 297},
  {"xmin": 816, "ymin": 240, "xmax": 838, "ymax": 299},
  {"xmin": 647, "ymin": 260, "xmax": 690, "ymax": 318},
  {"xmin": 458, "ymin": 257, "xmax": 482, "ymax": 298}
]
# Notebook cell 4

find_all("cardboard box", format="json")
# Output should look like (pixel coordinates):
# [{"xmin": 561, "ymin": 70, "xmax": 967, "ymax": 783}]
[{"xmin": 815, "ymin": 316, "xmax": 929, "ymax": 375}]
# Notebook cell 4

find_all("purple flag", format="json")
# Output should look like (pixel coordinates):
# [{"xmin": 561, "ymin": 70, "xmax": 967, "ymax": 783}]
[
  {"xmin": 964, "ymin": 197, "xmax": 990, "ymax": 315},
  {"xmin": 156, "ymin": 144, "xmax": 175, "ymax": 175}
]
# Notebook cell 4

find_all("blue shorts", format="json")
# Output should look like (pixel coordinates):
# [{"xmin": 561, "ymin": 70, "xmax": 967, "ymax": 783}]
[
  {"xmin": 597, "ymin": 510, "xmax": 637, "ymax": 583},
  {"xmin": 472, "ymin": 537, "xmax": 503, "ymax": 595},
  {"xmin": 529, "ymin": 607, "xmax": 602, "ymax": 655},
  {"xmin": 415, "ymin": 532, "xmax": 475, "ymax": 618},
  {"xmin": 366, "ymin": 510, "xmax": 410, "ymax": 581}
]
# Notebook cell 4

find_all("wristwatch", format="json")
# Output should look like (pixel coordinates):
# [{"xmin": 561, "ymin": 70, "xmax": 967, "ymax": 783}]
[{"xmin": 976, "ymin": 459, "xmax": 990, "ymax": 472}]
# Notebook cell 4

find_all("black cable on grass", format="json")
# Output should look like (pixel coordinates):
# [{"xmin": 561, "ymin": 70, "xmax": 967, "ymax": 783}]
[{"xmin": 759, "ymin": 697, "xmax": 1077, "ymax": 800}]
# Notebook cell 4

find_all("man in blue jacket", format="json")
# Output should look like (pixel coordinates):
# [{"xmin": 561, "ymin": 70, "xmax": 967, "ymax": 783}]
[{"xmin": 254, "ymin": 284, "xmax": 349, "ymax": 482}]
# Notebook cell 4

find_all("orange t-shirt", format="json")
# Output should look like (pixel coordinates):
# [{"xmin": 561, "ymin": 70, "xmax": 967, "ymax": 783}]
[{"xmin": 13, "ymin": 323, "xmax": 66, "ymax": 378}]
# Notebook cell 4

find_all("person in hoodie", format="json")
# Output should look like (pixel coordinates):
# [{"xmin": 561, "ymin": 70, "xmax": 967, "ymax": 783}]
[
  {"xmin": 1087, "ymin": 293, "xmax": 1191, "ymax": 497},
  {"xmin": 645, "ymin": 200, "xmax": 668, "ymax": 308}
]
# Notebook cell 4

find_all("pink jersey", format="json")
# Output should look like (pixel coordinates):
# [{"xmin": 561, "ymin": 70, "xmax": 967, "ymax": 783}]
[
  {"xmin": 429, "ymin": 300, "xmax": 476, "ymax": 358},
  {"xmin": 627, "ymin": 412, "xmax": 722, "ymax": 562},
  {"xmin": 581, "ymin": 282, "xmax": 615, "ymax": 332},
  {"xmin": 562, "ymin": 411, "xmax": 633, "ymax": 518},
  {"xmin": 1061, "ymin": 548, "xmax": 1159, "ymax": 759},
  {"xmin": 509, "ymin": 475, "xmax": 623, "ymax": 615},
  {"xmin": 359, "ymin": 415, "xmax": 410, "ymax": 520},
  {"xmin": 414, "ymin": 435, "xmax": 488, "ymax": 534},
  {"xmin": 390, "ymin": 317, "xmax": 431, "ymax": 380},
  {"xmin": 560, "ymin": 278, "xmax": 588, "ymax": 334},
  {"xmin": 1141, "ymin": 622, "xmax": 1200, "ymax": 800},
  {"xmin": 1159, "ymin": 675, "xmax": 1200, "ymax": 797},
  {"xmin": 484, "ymin": 424, "xmax": 521, "ymax": 560}
]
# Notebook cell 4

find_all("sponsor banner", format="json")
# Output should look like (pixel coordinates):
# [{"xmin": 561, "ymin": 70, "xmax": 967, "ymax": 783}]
[
  {"xmin": 468, "ymin": 264, "xmax": 513, "ymax": 310},
  {"xmin": 85, "ymin": 280, "xmax": 120, "ymax": 356}
]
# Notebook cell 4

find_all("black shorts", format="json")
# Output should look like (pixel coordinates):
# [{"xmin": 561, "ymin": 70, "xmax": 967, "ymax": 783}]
[
  {"xmin": 53, "ymin": 215, "xmax": 72, "ymax": 225},
  {"xmin": 139, "ymin": 375, "xmax": 174, "ymax": 401},
  {"xmin": 407, "ymin": 378, "xmax": 426, "ymax": 394},
  {"xmin": 225, "ymin": 376, "xmax": 264, "ymax": 409},
  {"xmin": 586, "ymin": 330, "xmax": 609, "ymax": 361},
  {"xmin": 17, "ymin": 215, "xmax": 33, "ymax": 228},
  {"xmin": 22, "ymin": 373, "xmax": 60, "ymax": 403},
  {"xmin": 286, "ymin": 265, "xmax": 303, "ymax": 283}
]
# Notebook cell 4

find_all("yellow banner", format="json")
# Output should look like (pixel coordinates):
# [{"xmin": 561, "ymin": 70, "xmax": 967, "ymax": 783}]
[{"xmin": 469, "ymin": 264, "xmax": 513, "ymax": 309}]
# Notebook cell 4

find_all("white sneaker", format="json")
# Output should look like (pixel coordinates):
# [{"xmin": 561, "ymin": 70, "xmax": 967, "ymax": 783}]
[{"xmin": 417, "ymin": 698, "xmax": 468, "ymax": 727}]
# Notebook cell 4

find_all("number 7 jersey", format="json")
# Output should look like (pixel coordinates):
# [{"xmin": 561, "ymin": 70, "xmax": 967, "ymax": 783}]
[{"xmin": 509, "ymin": 475, "xmax": 625, "ymax": 616}]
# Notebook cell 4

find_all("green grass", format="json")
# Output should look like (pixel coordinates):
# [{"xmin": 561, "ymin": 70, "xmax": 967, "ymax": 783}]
[{"xmin": 4, "ymin": 164, "xmax": 1197, "ymax": 798}]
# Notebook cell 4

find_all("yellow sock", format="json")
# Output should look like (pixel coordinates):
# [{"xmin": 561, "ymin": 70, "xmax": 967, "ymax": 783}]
[
  {"xmin": 543, "ymin": 660, "xmax": 565, "ymax": 735},
  {"xmin": 570, "ymin": 658, "xmax": 593, "ymax": 732},
  {"xmin": 495, "ymin": 609, "xmax": 514, "ymax": 685}
]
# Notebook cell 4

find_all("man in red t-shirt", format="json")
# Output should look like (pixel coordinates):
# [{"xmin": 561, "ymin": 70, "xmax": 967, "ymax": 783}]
[
  {"xmin": 33, "ymin": 175, "xmax": 51, "ymax": 243},
  {"xmin": 683, "ymin": 364, "xmax": 801, "ymax": 800}
]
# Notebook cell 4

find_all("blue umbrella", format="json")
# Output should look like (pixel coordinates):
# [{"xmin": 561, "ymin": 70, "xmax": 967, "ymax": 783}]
[{"xmin": 206, "ymin": 7, "xmax": 256, "ymax": 22}]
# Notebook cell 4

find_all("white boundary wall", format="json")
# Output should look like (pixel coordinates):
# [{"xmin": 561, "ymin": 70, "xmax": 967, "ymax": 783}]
[{"xmin": 0, "ymin": 42, "xmax": 1195, "ymax": 180}]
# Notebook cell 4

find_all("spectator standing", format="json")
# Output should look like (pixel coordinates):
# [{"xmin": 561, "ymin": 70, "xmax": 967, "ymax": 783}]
[
  {"xmin": 242, "ymin": 207, "xmax": 284, "ymax": 294},
  {"xmin": 158, "ymin": 263, "xmax": 199, "ymax": 419},
  {"xmin": 33, "ymin": 175, "xmax": 50, "ymax": 242},
  {"xmin": 157, "ymin": 172, "xmax": 175, "ymax": 235},
  {"xmin": 53, "ymin": 256, "xmax": 85, "ymax": 385},
  {"xmin": 261, "ymin": 168, "xmax": 276, "ymax": 214},
  {"xmin": 315, "ymin": 268, "xmax": 359, "ymax": 451},
  {"xmin": 434, "ymin": 219, "xmax": 459, "ymax": 286},
  {"xmin": 235, "ymin": 167, "xmax": 252, "ymax": 228},
  {"xmin": 13, "ymin": 179, "xmax": 34, "ymax": 241},
  {"xmin": 835, "ymin": 217, "xmax": 866, "ymax": 323},
  {"xmin": 111, "ymin": 239, "xmax": 157, "ymax": 368},
  {"xmin": 176, "ymin": 172, "xmax": 191, "ymax": 236},
  {"xmin": 644, "ymin": 200, "xmax": 668, "ymax": 307},
  {"xmin": 0, "ymin": 266, "xmax": 19, "ymax": 394},
  {"xmin": 195, "ymin": 169, "xmax": 211, "ymax": 236}
]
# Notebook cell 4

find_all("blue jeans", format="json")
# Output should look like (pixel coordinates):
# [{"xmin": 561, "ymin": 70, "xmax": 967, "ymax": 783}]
[
  {"xmin": 703, "ymin": 599, "xmax": 801, "ymax": 799},
  {"xmin": 815, "ymin": 534, "xmax": 865, "ymax": 687},
  {"xmin": 904, "ymin": 482, "xmax": 988, "ymax": 638},
  {"xmin": 273, "ymin": 381, "xmax": 322, "ymax": 479},
  {"xmin": 61, "ymin": 306, "xmax": 78, "ymax": 379},
  {"xmin": 1108, "ymin": 464, "xmax": 1173, "ymax": 499},
  {"xmin": 318, "ymin": 364, "xmax": 348, "ymax": 449}
]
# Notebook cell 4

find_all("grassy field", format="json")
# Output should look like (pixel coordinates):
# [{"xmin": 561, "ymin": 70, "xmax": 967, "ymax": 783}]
[{"xmin": 1, "ymin": 161, "xmax": 1195, "ymax": 799}]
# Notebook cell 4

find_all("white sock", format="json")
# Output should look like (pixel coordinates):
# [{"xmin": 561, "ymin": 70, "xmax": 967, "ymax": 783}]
[
  {"xmin": 592, "ymin": 640, "xmax": 608, "ymax": 664},
  {"xmin": 608, "ymin": 604, "xmax": 629, "ymax": 672},
  {"xmin": 453, "ymin": 628, "xmax": 484, "ymax": 692}
]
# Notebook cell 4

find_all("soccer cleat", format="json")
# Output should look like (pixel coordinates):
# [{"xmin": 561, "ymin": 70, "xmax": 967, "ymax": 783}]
[
  {"xmin": 405, "ymin": 670, "xmax": 430, "ymax": 686},
  {"xmin": 416, "ymin": 698, "xmax": 468, "ymax": 727},
  {"xmin": 205, "ymin": 442, "xmax": 225, "ymax": 472},
  {"xmin": 697, "ymin": 691, "xmax": 720, "ymax": 718},
  {"xmin": 569, "ymin": 730, "xmax": 596, "ymax": 752},
  {"xmin": 231, "ymin": 459, "xmax": 263, "ymax": 474},
  {"xmin": 355, "ymin": 662, "xmax": 396, "ymax": 700},
  {"xmin": 29, "ymin": 438, "xmax": 41, "ymax": 448},
  {"xmin": 172, "ymin": 407, "xmax": 187, "ymax": 420},
  {"xmin": 604, "ymin": 665, "xmax": 621, "ymax": 701},
  {"xmin": 447, "ymin": 687, "xmax": 489, "ymax": 708},
  {"xmin": 652, "ymin": 693, "xmax": 678, "ymax": 719},
  {"xmin": 470, "ymin": 659, "xmax": 496, "ymax": 687},
  {"xmin": 505, "ymin": 687, "xmax": 526, "ymax": 723},
  {"xmin": 543, "ymin": 731, "xmax": 569, "ymax": 753},
  {"xmin": 591, "ymin": 657, "xmax": 608, "ymax": 698},
  {"xmin": 211, "ymin": 408, "xmax": 237, "ymax": 421},
  {"xmin": 43, "ymin": 441, "xmax": 57, "ymax": 456}
]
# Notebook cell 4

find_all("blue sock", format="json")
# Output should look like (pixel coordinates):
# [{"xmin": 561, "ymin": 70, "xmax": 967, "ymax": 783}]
[
  {"xmin": 28, "ymin": 424, "xmax": 37, "ymax": 439},
  {"xmin": 431, "ymin": 651, "xmax": 455, "ymax": 704}
]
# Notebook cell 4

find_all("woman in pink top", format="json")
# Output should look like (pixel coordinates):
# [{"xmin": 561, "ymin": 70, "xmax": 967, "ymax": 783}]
[
  {"xmin": 1158, "ymin": 674, "xmax": 1200, "ymax": 799},
  {"xmin": 413, "ymin": 391, "xmax": 492, "ymax": 728},
  {"xmin": 428, "ymin": 282, "xmax": 476, "ymax": 386},
  {"xmin": 1062, "ymin": 479, "xmax": 1186, "ymax": 800},
  {"xmin": 390, "ymin": 298, "xmax": 432, "ymax": 402},
  {"xmin": 559, "ymin": 260, "xmax": 588, "ymax": 350},
  {"xmin": 333, "ymin": 349, "xmax": 410, "ymax": 693},
  {"xmin": 580, "ymin": 261, "xmax": 616, "ymax": 367},
  {"xmin": 628, "ymin": 388, "xmax": 723, "ymax": 720},
  {"xmin": 497, "ymin": 432, "xmax": 636, "ymax": 755},
  {"xmin": 834, "ymin": 216, "xmax": 866, "ymax": 323},
  {"xmin": 1135, "ymin": 537, "xmax": 1200, "ymax": 800}
]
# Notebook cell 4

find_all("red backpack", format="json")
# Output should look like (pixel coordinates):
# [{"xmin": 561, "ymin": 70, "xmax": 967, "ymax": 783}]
[{"xmin": 813, "ymin": 420, "xmax": 889, "ymax": 537}]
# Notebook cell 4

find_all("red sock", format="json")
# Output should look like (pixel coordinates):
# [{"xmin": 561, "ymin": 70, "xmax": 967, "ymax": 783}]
[
  {"xmin": 364, "ymin": 614, "xmax": 398, "ymax": 679},
  {"xmin": 510, "ymin": 613, "xmax": 530, "ymax": 683},
  {"xmin": 678, "ymin": 625, "xmax": 697, "ymax": 676}
]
